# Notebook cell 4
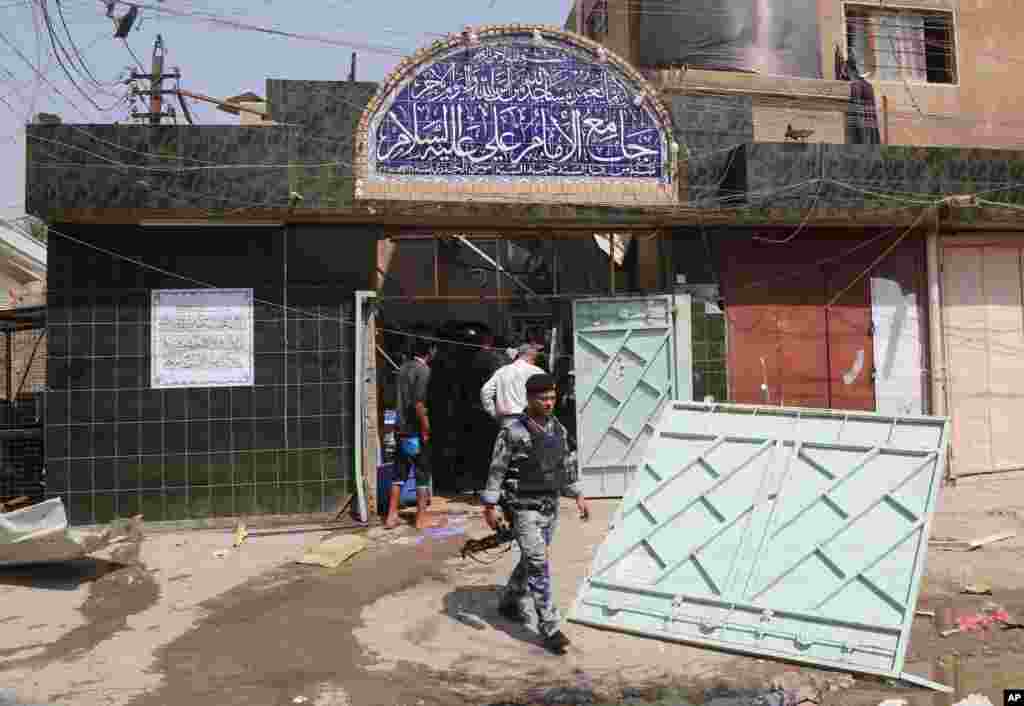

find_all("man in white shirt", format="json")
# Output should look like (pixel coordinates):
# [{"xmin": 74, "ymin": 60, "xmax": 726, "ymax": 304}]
[{"xmin": 480, "ymin": 343, "xmax": 546, "ymax": 428}]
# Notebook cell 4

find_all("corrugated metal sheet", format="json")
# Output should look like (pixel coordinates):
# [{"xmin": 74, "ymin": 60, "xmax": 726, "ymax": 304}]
[
  {"xmin": 942, "ymin": 243, "xmax": 1024, "ymax": 476},
  {"xmin": 570, "ymin": 402, "xmax": 950, "ymax": 688},
  {"xmin": 573, "ymin": 296, "xmax": 678, "ymax": 498}
]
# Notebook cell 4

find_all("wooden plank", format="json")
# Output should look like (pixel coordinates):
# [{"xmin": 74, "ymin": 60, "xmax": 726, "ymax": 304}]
[{"xmin": 968, "ymin": 531, "xmax": 1017, "ymax": 550}]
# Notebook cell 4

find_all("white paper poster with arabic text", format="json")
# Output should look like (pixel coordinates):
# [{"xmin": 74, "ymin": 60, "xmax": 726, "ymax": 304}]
[{"xmin": 151, "ymin": 289, "xmax": 255, "ymax": 389}]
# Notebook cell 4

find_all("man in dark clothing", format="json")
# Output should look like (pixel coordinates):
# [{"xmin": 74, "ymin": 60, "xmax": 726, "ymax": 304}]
[
  {"xmin": 462, "ymin": 335, "xmax": 509, "ymax": 491},
  {"xmin": 481, "ymin": 374, "xmax": 590, "ymax": 655},
  {"xmin": 385, "ymin": 337, "xmax": 435, "ymax": 529}
]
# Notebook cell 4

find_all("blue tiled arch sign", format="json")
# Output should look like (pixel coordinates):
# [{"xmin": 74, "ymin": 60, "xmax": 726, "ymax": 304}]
[{"xmin": 356, "ymin": 26, "xmax": 679, "ymax": 205}]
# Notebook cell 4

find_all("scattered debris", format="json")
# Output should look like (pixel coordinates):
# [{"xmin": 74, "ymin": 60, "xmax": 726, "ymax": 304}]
[
  {"xmin": 0, "ymin": 498, "xmax": 144, "ymax": 566},
  {"xmin": 296, "ymin": 534, "xmax": 367, "ymax": 569},
  {"xmin": 0, "ymin": 495, "xmax": 30, "ymax": 512},
  {"xmin": 968, "ymin": 531, "xmax": 1016, "ymax": 550},
  {"xmin": 704, "ymin": 686, "xmax": 790, "ymax": 706},
  {"xmin": 233, "ymin": 520, "xmax": 248, "ymax": 547},
  {"xmin": 292, "ymin": 697, "xmax": 309, "ymax": 704},
  {"xmin": 769, "ymin": 673, "xmax": 806, "ymax": 692},
  {"xmin": 929, "ymin": 531, "xmax": 1016, "ymax": 551},
  {"xmin": 940, "ymin": 604, "xmax": 1012, "ymax": 636},
  {"xmin": 960, "ymin": 583, "xmax": 992, "ymax": 596},
  {"xmin": 876, "ymin": 700, "xmax": 908, "ymax": 706},
  {"xmin": 822, "ymin": 675, "xmax": 855, "ymax": 691},
  {"xmin": 930, "ymin": 536, "xmax": 971, "ymax": 551},
  {"xmin": 241, "ymin": 522, "xmax": 369, "ymax": 539},
  {"xmin": 915, "ymin": 610, "xmax": 936, "ymax": 618},
  {"xmin": 212, "ymin": 550, "xmax": 230, "ymax": 559},
  {"xmin": 952, "ymin": 695, "xmax": 993, "ymax": 706}
]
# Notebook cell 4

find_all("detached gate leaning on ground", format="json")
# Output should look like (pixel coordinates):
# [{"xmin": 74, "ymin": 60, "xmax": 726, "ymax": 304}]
[
  {"xmin": 572, "ymin": 296, "xmax": 683, "ymax": 498},
  {"xmin": 570, "ymin": 402, "xmax": 951, "ymax": 691}
]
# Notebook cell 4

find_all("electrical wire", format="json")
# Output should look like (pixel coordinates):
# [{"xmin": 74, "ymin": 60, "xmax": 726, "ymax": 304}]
[
  {"xmin": 0, "ymin": 28, "xmax": 90, "ymax": 118},
  {"xmin": 99, "ymin": 0, "xmax": 412, "ymax": 56},
  {"xmin": 52, "ymin": 0, "xmax": 104, "ymax": 86},
  {"xmin": 30, "ymin": 128, "xmax": 1024, "ymax": 219},
  {"xmin": 36, "ymin": 0, "xmax": 121, "ymax": 111},
  {"xmin": 120, "ymin": 37, "xmax": 144, "ymax": 72},
  {"xmin": 825, "ymin": 207, "xmax": 931, "ymax": 308},
  {"xmin": 12, "ymin": 194, "xmax": 1024, "ymax": 365}
]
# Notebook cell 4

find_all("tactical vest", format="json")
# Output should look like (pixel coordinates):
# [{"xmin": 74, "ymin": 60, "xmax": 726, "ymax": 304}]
[{"xmin": 509, "ymin": 416, "xmax": 565, "ymax": 496}]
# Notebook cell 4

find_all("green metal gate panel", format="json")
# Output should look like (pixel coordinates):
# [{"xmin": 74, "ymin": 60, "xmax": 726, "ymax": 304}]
[
  {"xmin": 573, "ymin": 296, "xmax": 677, "ymax": 499},
  {"xmin": 570, "ymin": 402, "xmax": 950, "ymax": 688}
]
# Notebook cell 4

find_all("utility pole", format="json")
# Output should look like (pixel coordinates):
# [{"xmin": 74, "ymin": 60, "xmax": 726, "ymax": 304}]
[
  {"xmin": 129, "ymin": 34, "xmax": 179, "ymax": 124},
  {"xmin": 148, "ymin": 34, "xmax": 165, "ymax": 125}
]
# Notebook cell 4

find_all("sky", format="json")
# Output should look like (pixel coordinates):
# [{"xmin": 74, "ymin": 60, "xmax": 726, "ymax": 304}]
[{"xmin": 0, "ymin": 0, "xmax": 573, "ymax": 223}]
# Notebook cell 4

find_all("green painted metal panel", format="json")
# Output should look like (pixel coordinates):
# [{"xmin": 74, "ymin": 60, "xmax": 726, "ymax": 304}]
[
  {"xmin": 573, "ymin": 296, "xmax": 678, "ymax": 498},
  {"xmin": 570, "ymin": 402, "xmax": 949, "ymax": 686}
]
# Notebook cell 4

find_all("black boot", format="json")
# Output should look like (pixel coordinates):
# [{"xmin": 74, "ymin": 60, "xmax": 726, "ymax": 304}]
[
  {"xmin": 497, "ymin": 602, "xmax": 521, "ymax": 622},
  {"xmin": 543, "ymin": 630, "xmax": 571, "ymax": 654}
]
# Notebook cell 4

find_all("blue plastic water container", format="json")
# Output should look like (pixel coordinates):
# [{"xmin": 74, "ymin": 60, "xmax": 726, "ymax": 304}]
[
  {"xmin": 375, "ymin": 462, "xmax": 420, "ymax": 516},
  {"xmin": 399, "ymin": 435, "xmax": 421, "ymax": 457}
]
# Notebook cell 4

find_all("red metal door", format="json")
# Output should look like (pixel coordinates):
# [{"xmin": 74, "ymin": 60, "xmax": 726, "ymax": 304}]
[
  {"xmin": 721, "ymin": 234, "xmax": 880, "ymax": 411},
  {"xmin": 721, "ymin": 241, "xmax": 828, "ymax": 408},
  {"xmin": 825, "ymin": 262, "xmax": 876, "ymax": 411}
]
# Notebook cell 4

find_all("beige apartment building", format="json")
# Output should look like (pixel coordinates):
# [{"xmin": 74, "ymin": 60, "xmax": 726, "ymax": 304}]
[{"xmin": 569, "ymin": 0, "xmax": 1019, "ymax": 148}]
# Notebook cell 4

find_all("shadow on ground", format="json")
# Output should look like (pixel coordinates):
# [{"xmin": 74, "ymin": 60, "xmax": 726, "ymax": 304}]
[
  {"xmin": 442, "ymin": 583, "xmax": 545, "ymax": 649},
  {"xmin": 0, "ymin": 558, "xmax": 126, "ymax": 591}
]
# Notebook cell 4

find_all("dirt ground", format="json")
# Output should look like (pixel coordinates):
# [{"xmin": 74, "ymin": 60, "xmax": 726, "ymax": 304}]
[{"xmin": 1, "ymin": 475, "xmax": 1024, "ymax": 706}]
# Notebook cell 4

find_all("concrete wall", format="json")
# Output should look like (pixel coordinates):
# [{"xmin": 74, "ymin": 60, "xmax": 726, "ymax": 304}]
[
  {"xmin": 848, "ymin": 0, "xmax": 1023, "ymax": 148},
  {"xmin": 25, "ymin": 81, "xmax": 377, "ymax": 218},
  {"xmin": 595, "ymin": 0, "xmax": 1023, "ymax": 149},
  {"xmin": 44, "ymin": 223, "xmax": 377, "ymax": 525},
  {"xmin": 691, "ymin": 142, "xmax": 1024, "ymax": 211}
]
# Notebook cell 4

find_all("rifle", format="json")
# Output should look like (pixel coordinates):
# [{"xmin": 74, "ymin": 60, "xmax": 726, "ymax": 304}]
[{"xmin": 461, "ymin": 520, "xmax": 517, "ymax": 559}]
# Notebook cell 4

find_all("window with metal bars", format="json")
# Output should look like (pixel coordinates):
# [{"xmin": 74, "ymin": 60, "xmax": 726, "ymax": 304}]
[{"xmin": 845, "ymin": 5, "xmax": 957, "ymax": 84}]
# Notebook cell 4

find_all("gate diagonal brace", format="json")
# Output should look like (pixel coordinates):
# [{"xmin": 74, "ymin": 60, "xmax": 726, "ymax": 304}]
[
  {"xmin": 752, "ymin": 453, "xmax": 936, "ymax": 601},
  {"xmin": 598, "ymin": 440, "xmax": 774, "ymax": 577},
  {"xmin": 571, "ymin": 403, "xmax": 952, "ymax": 693},
  {"xmin": 582, "ymin": 333, "xmax": 671, "ymax": 469}
]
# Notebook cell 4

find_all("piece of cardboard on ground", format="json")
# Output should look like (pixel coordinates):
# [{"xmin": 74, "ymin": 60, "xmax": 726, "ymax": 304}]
[{"xmin": 297, "ymin": 534, "xmax": 368, "ymax": 569}]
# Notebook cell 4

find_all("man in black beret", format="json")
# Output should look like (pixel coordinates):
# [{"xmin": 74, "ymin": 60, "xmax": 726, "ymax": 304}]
[{"xmin": 480, "ymin": 373, "xmax": 590, "ymax": 655}]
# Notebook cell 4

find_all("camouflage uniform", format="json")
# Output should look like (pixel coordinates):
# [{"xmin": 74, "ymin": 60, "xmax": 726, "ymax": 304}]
[{"xmin": 481, "ymin": 415, "xmax": 581, "ymax": 638}]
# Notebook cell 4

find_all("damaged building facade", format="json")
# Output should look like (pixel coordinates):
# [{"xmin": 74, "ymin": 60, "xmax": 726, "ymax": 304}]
[{"xmin": 23, "ymin": 16, "xmax": 1024, "ymax": 524}]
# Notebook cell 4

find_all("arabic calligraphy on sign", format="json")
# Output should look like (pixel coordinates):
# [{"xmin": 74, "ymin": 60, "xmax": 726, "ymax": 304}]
[
  {"xmin": 151, "ymin": 289, "xmax": 255, "ymax": 389},
  {"xmin": 370, "ymin": 40, "xmax": 666, "ymax": 180}
]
